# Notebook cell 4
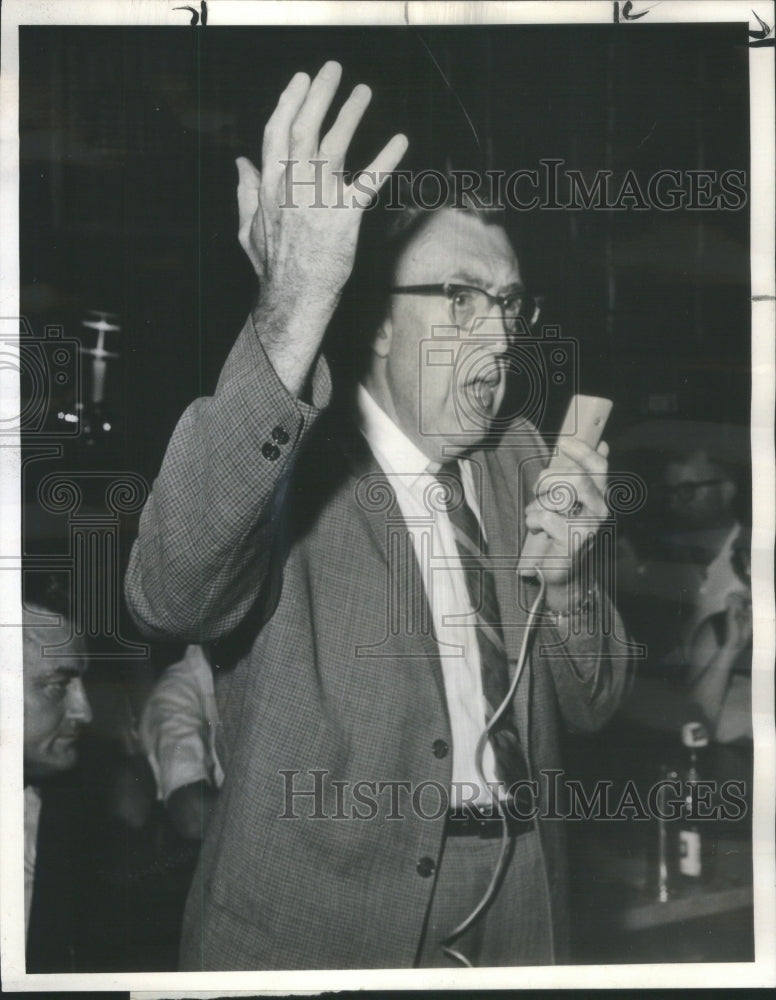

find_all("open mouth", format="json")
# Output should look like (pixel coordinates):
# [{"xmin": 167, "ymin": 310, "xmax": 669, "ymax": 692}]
[
  {"xmin": 55, "ymin": 731, "xmax": 80, "ymax": 745},
  {"xmin": 466, "ymin": 372, "xmax": 502, "ymax": 411}
]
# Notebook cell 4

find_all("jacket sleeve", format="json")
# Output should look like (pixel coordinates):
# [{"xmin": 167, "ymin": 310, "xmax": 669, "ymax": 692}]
[
  {"xmin": 124, "ymin": 316, "xmax": 331, "ymax": 642},
  {"xmin": 543, "ymin": 600, "xmax": 635, "ymax": 734}
]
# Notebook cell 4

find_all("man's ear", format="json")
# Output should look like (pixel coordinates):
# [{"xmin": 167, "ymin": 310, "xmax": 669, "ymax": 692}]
[{"xmin": 372, "ymin": 317, "xmax": 392, "ymax": 359}]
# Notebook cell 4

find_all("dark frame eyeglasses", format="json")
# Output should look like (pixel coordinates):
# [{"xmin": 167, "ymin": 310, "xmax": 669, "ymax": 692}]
[
  {"xmin": 390, "ymin": 282, "xmax": 542, "ymax": 336},
  {"xmin": 660, "ymin": 479, "xmax": 727, "ymax": 503}
]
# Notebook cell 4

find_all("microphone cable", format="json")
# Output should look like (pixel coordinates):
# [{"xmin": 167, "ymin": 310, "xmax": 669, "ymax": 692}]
[{"xmin": 440, "ymin": 568, "xmax": 547, "ymax": 967}]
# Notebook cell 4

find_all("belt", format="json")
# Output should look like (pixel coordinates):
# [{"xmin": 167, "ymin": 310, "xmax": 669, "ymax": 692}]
[{"xmin": 445, "ymin": 804, "xmax": 534, "ymax": 839}]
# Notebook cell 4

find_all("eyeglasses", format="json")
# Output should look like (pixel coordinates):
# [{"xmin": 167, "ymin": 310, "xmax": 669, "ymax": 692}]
[
  {"xmin": 660, "ymin": 479, "xmax": 726, "ymax": 503},
  {"xmin": 390, "ymin": 283, "xmax": 542, "ymax": 337}
]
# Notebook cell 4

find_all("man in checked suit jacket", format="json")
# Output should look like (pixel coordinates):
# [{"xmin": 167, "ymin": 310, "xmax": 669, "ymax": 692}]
[{"xmin": 125, "ymin": 62, "xmax": 632, "ymax": 969}]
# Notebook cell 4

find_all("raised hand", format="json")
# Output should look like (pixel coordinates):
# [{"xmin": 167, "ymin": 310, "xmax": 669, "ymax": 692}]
[
  {"xmin": 236, "ymin": 62, "xmax": 408, "ymax": 395},
  {"xmin": 722, "ymin": 590, "xmax": 753, "ymax": 653}
]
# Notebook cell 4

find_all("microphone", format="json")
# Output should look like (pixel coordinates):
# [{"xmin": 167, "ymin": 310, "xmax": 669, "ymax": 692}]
[{"xmin": 517, "ymin": 394, "xmax": 613, "ymax": 578}]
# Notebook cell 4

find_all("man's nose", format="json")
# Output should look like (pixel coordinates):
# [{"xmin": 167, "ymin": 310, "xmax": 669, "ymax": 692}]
[
  {"xmin": 475, "ymin": 312, "xmax": 510, "ymax": 355},
  {"xmin": 66, "ymin": 677, "xmax": 93, "ymax": 725}
]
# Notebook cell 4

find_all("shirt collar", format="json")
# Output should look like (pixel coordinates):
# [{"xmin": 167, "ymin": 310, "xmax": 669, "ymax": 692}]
[
  {"xmin": 357, "ymin": 384, "xmax": 436, "ymax": 485},
  {"xmin": 705, "ymin": 520, "xmax": 743, "ymax": 573}
]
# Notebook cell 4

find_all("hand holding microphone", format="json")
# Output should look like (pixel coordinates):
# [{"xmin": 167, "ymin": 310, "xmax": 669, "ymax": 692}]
[{"xmin": 517, "ymin": 395, "xmax": 612, "ymax": 594}]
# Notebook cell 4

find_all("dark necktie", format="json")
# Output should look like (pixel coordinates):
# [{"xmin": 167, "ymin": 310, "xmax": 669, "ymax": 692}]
[{"xmin": 436, "ymin": 461, "xmax": 529, "ymax": 791}]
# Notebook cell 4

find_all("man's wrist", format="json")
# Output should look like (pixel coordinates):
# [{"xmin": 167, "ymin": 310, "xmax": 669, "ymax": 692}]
[
  {"xmin": 545, "ymin": 579, "xmax": 599, "ymax": 619},
  {"xmin": 254, "ymin": 279, "xmax": 341, "ymax": 339},
  {"xmin": 249, "ymin": 297, "xmax": 330, "ymax": 398}
]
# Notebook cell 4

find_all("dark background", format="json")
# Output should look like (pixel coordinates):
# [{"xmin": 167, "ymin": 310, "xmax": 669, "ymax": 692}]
[{"xmin": 20, "ymin": 23, "xmax": 751, "ymax": 486}]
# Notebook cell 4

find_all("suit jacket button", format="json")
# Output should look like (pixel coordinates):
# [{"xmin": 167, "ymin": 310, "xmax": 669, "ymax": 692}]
[
  {"xmin": 262, "ymin": 442, "xmax": 281, "ymax": 461},
  {"xmin": 416, "ymin": 856, "xmax": 435, "ymax": 878},
  {"xmin": 432, "ymin": 739, "xmax": 449, "ymax": 759},
  {"xmin": 271, "ymin": 425, "xmax": 290, "ymax": 444}
]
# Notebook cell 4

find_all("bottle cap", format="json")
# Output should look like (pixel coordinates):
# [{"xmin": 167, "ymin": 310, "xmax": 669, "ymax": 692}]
[{"xmin": 682, "ymin": 721, "xmax": 709, "ymax": 748}]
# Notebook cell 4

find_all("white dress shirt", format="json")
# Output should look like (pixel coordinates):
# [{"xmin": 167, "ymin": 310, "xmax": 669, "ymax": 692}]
[
  {"xmin": 694, "ymin": 522, "xmax": 744, "ymax": 613},
  {"xmin": 358, "ymin": 385, "xmax": 501, "ymax": 805},
  {"xmin": 681, "ymin": 521, "xmax": 745, "ymax": 661},
  {"xmin": 139, "ymin": 644, "xmax": 225, "ymax": 802},
  {"xmin": 24, "ymin": 784, "xmax": 42, "ymax": 939}
]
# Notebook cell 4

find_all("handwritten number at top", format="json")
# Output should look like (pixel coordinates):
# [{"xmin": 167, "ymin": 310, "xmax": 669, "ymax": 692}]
[{"xmin": 173, "ymin": 1, "xmax": 207, "ymax": 26}]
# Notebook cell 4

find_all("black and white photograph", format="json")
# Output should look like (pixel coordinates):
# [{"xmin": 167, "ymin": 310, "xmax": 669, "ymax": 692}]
[{"xmin": 0, "ymin": 0, "xmax": 774, "ymax": 991}]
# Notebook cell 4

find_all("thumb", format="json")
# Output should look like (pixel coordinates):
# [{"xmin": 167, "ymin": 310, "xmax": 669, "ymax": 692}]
[{"xmin": 235, "ymin": 156, "xmax": 261, "ymax": 243}]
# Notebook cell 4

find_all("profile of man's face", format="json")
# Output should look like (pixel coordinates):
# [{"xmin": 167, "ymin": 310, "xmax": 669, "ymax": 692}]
[
  {"xmin": 23, "ymin": 609, "xmax": 92, "ymax": 781},
  {"xmin": 376, "ymin": 208, "xmax": 523, "ymax": 463}
]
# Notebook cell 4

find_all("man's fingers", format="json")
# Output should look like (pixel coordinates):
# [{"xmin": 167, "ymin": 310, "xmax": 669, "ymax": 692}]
[
  {"xmin": 525, "ymin": 505, "xmax": 598, "ymax": 557},
  {"xmin": 557, "ymin": 437, "xmax": 609, "ymax": 476},
  {"xmin": 349, "ymin": 133, "xmax": 409, "ymax": 206},
  {"xmin": 319, "ymin": 83, "xmax": 372, "ymax": 169},
  {"xmin": 261, "ymin": 63, "xmax": 407, "ymax": 210},
  {"xmin": 262, "ymin": 71, "xmax": 311, "ymax": 179},
  {"xmin": 364, "ymin": 133, "xmax": 410, "ymax": 184},
  {"xmin": 288, "ymin": 61, "xmax": 343, "ymax": 159},
  {"xmin": 531, "ymin": 468, "xmax": 608, "ymax": 519},
  {"xmin": 534, "ymin": 438, "xmax": 608, "ymax": 509},
  {"xmin": 535, "ymin": 468, "xmax": 607, "ymax": 516}
]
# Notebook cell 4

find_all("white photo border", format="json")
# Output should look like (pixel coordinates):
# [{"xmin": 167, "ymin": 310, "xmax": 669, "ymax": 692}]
[{"xmin": 1, "ymin": 0, "xmax": 773, "ymax": 991}]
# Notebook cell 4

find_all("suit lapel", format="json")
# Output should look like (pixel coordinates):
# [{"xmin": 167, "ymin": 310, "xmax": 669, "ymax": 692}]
[{"xmin": 337, "ymin": 417, "xmax": 450, "ymax": 719}]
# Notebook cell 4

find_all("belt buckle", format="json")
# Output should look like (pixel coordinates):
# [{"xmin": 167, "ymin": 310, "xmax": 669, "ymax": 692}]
[
  {"xmin": 446, "ymin": 806, "xmax": 502, "ymax": 838},
  {"xmin": 475, "ymin": 812, "xmax": 502, "ymax": 839}
]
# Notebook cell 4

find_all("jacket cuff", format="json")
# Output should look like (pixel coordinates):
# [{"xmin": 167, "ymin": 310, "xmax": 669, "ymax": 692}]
[
  {"xmin": 214, "ymin": 315, "xmax": 332, "ymax": 467},
  {"xmin": 544, "ymin": 593, "xmax": 608, "ymax": 702}
]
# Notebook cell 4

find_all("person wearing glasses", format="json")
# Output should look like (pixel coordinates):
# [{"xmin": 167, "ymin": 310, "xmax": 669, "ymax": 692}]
[
  {"xmin": 125, "ymin": 63, "xmax": 631, "ymax": 969},
  {"xmin": 659, "ymin": 450, "xmax": 752, "ymax": 741},
  {"xmin": 660, "ymin": 450, "xmax": 742, "ymax": 597}
]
